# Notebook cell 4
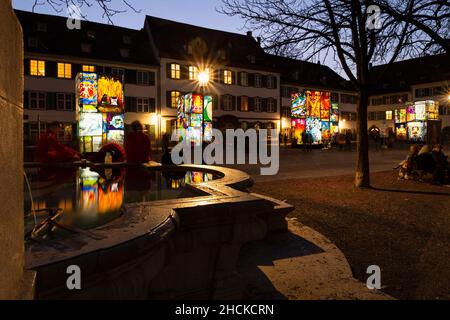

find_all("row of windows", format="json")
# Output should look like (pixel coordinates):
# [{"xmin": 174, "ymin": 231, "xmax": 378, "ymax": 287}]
[
  {"xmin": 167, "ymin": 91, "xmax": 277, "ymax": 112},
  {"xmin": 24, "ymin": 91, "xmax": 155, "ymax": 113},
  {"xmin": 167, "ymin": 63, "xmax": 277, "ymax": 88},
  {"xmin": 415, "ymin": 86, "xmax": 447, "ymax": 98},
  {"xmin": 371, "ymin": 94, "xmax": 409, "ymax": 106},
  {"xmin": 28, "ymin": 59, "xmax": 155, "ymax": 85},
  {"xmin": 370, "ymin": 107, "xmax": 450, "ymax": 120}
]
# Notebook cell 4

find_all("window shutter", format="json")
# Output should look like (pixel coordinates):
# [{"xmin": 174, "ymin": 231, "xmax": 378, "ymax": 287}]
[
  {"xmin": 72, "ymin": 64, "xmax": 82, "ymax": 78},
  {"xmin": 220, "ymin": 95, "xmax": 225, "ymax": 110},
  {"xmin": 71, "ymin": 93, "xmax": 76, "ymax": 111},
  {"xmin": 248, "ymin": 73, "xmax": 255, "ymax": 87},
  {"xmin": 166, "ymin": 91, "xmax": 172, "ymax": 108},
  {"xmin": 24, "ymin": 59, "xmax": 30, "ymax": 75},
  {"xmin": 273, "ymin": 76, "xmax": 278, "ymax": 89},
  {"xmin": 249, "ymin": 97, "xmax": 255, "ymax": 112},
  {"xmin": 47, "ymin": 61, "xmax": 57, "ymax": 78},
  {"xmin": 273, "ymin": 99, "xmax": 278, "ymax": 112},
  {"xmin": 232, "ymin": 95, "xmax": 237, "ymax": 110},
  {"xmin": 149, "ymin": 72, "xmax": 155, "ymax": 86},
  {"xmin": 23, "ymin": 91, "xmax": 29, "ymax": 109},
  {"xmin": 231, "ymin": 71, "xmax": 236, "ymax": 85},
  {"xmin": 237, "ymin": 96, "xmax": 241, "ymax": 111},
  {"xmin": 46, "ymin": 92, "xmax": 56, "ymax": 110},
  {"xmin": 181, "ymin": 65, "xmax": 189, "ymax": 79},
  {"xmin": 125, "ymin": 97, "xmax": 131, "ymax": 112},
  {"xmin": 132, "ymin": 97, "xmax": 137, "ymax": 112},
  {"xmin": 125, "ymin": 69, "xmax": 137, "ymax": 84},
  {"xmin": 149, "ymin": 98, "xmax": 156, "ymax": 112},
  {"xmin": 212, "ymin": 94, "xmax": 219, "ymax": 111},
  {"xmin": 237, "ymin": 72, "xmax": 242, "ymax": 86},
  {"xmin": 262, "ymin": 75, "xmax": 268, "ymax": 88},
  {"xmin": 217, "ymin": 69, "xmax": 223, "ymax": 83},
  {"xmin": 166, "ymin": 63, "xmax": 172, "ymax": 79},
  {"xmin": 262, "ymin": 98, "xmax": 268, "ymax": 112}
]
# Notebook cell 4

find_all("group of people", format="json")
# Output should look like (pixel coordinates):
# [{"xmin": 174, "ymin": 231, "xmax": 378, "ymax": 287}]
[
  {"xmin": 397, "ymin": 144, "xmax": 449, "ymax": 185},
  {"xmin": 37, "ymin": 120, "xmax": 152, "ymax": 164}
]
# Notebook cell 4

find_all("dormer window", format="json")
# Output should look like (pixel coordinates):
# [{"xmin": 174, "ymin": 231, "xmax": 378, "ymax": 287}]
[
  {"xmin": 217, "ymin": 49, "xmax": 226, "ymax": 60},
  {"xmin": 122, "ymin": 35, "xmax": 131, "ymax": 44},
  {"xmin": 28, "ymin": 37, "xmax": 38, "ymax": 48},
  {"xmin": 37, "ymin": 23, "xmax": 47, "ymax": 32},
  {"xmin": 247, "ymin": 55, "xmax": 255, "ymax": 64},
  {"xmin": 81, "ymin": 43, "xmax": 92, "ymax": 53},
  {"xmin": 120, "ymin": 48, "xmax": 130, "ymax": 58},
  {"xmin": 86, "ymin": 31, "xmax": 96, "ymax": 39}
]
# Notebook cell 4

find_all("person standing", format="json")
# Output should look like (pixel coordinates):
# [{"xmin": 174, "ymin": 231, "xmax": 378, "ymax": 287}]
[{"xmin": 124, "ymin": 121, "xmax": 152, "ymax": 163}]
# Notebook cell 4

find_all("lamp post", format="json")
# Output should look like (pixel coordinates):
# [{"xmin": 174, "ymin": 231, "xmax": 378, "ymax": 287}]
[{"xmin": 198, "ymin": 68, "xmax": 210, "ymax": 145}]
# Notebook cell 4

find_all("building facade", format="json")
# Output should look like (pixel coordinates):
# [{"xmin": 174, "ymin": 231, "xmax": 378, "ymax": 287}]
[
  {"xmin": 17, "ymin": 10, "xmax": 159, "ymax": 152},
  {"xmin": 144, "ymin": 16, "xmax": 281, "ymax": 136},
  {"xmin": 367, "ymin": 54, "xmax": 450, "ymax": 141}
]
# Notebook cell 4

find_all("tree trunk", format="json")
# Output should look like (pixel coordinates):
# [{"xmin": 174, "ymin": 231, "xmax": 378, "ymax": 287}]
[{"xmin": 355, "ymin": 88, "xmax": 370, "ymax": 188}]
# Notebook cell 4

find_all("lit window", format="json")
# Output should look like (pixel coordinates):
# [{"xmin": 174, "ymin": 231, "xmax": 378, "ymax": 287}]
[
  {"xmin": 189, "ymin": 66, "xmax": 198, "ymax": 80},
  {"xmin": 170, "ymin": 63, "xmax": 180, "ymax": 79},
  {"xmin": 240, "ymin": 72, "xmax": 248, "ymax": 86},
  {"xmin": 386, "ymin": 110, "xmax": 393, "ymax": 120},
  {"xmin": 57, "ymin": 63, "xmax": 72, "ymax": 79},
  {"xmin": 170, "ymin": 91, "xmax": 181, "ymax": 108},
  {"xmin": 82, "ymin": 65, "xmax": 95, "ymax": 72},
  {"xmin": 30, "ymin": 60, "xmax": 45, "ymax": 77},
  {"xmin": 137, "ymin": 98, "xmax": 150, "ymax": 112},
  {"xmin": 254, "ymin": 97, "xmax": 262, "ymax": 112},
  {"xmin": 56, "ymin": 93, "xmax": 73, "ymax": 111},
  {"xmin": 29, "ymin": 92, "xmax": 46, "ymax": 109},
  {"xmin": 254, "ymin": 74, "xmax": 262, "ymax": 87},
  {"xmin": 223, "ymin": 70, "xmax": 233, "ymax": 84},
  {"xmin": 240, "ymin": 96, "xmax": 248, "ymax": 111}
]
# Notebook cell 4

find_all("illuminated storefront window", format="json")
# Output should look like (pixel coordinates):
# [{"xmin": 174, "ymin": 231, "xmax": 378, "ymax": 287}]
[
  {"xmin": 57, "ymin": 63, "xmax": 72, "ymax": 78},
  {"xmin": 223, "ymin": 70, "xmax": 233, "ymax": 84},
  {"xmin": 170, "ymin": 63, "xmax": 180, "ymax": 79},
  {"xmin": 386, "ymin": 110, "xmax": 393, "ymax": 120},
  {"xmin": 189, "ymin": 66, "xmax": 198, "ymax": 80},
  {"xmin": 30, "ymin": 59, "xmax": 45, "ymax": 76},
  {"xmin": 82, "ymin": 65, "xmax": 95, "ymax": 72}
]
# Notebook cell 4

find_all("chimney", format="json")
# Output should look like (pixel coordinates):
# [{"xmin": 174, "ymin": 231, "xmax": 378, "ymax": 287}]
[{"xmin": 247, "ymin": 31, "xmax": 252, "ymax": 37}]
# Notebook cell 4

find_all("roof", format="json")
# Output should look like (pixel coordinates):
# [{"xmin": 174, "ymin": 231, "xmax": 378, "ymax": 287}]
[
  {"xmin": 369, "ymin": 53, "xmax": 450, "ymax": 95},
  {"xmin": 265, "ymin": 54, "xmax": 354, "ymax": 91},
  {"xmin": 15, "ymin": 10, "xmax": 159, "ymax": 66},
  {"xmin": 144, "ymin": 15, "xmax": 277, "ymax": 72}
]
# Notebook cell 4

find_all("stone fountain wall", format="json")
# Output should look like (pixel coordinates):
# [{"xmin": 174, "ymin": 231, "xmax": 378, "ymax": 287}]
[{"xmin": 0, "ymin": 0, "xmax": 34, "ymax": 299}]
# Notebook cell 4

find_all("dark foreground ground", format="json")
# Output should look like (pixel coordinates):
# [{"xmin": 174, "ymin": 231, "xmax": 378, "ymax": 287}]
[{"xmin": 250, "ymin": 171, "xmax": 450, "ymax": 300}]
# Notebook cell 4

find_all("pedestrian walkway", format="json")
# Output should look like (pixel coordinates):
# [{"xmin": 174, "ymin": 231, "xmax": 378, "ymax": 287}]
[{"xmin": 238, "ymin": 218, "xmax": 393, "ymax": 300}]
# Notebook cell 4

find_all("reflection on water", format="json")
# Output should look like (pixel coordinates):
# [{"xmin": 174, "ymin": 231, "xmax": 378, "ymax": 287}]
[{"xmin": 24, "ymin": 167, "xmax": 216, "ymax": 238}]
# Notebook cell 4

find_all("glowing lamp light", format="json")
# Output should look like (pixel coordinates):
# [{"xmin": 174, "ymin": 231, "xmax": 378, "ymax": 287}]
[
  {"xmin": 198, "ymin": 69, "xmax": 210, "ymax": 87},
  {"xmin": 447, "ymin": 94, "xmax": 450, "ymax": 101}
]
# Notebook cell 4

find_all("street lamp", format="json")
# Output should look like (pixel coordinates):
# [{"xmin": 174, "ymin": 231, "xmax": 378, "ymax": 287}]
[{"xmin": 198, "ymin": 69, "xmax": 210, "ymax": 87}]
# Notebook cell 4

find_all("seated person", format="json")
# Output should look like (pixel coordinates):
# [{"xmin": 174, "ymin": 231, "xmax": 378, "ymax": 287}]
[
  {"xmin": 431, "ymin": 144, "xmax": 449, "ymax": 185},
  {"xmin": 37, "ymin": 122, "xmax": 81, "ymax": 163},
  {"xmin": 90, "ymin": 142, "xmax": 126, "ymax": 163},
  {"xmin": 125, "ymin": 121, "xmax": 152, "ymax": 163}
]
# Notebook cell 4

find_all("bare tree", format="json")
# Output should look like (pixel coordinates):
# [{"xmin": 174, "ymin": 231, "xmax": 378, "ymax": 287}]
[
  {"xmin": 219, "ymin": 0, "xmax": 448, "ymax": 188},
  {"xmin": 31, "ymin": 0, "xmax": 140, "ymax": 24},
  {"xmin": 373, "ymin": 0, "xmax": 450, "ymax": 53}
]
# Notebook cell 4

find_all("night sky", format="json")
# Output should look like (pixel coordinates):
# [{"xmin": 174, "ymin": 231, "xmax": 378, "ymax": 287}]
[{"xmin": 12, "ymin": 0, "xmax": 247, "ymax": 33}]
